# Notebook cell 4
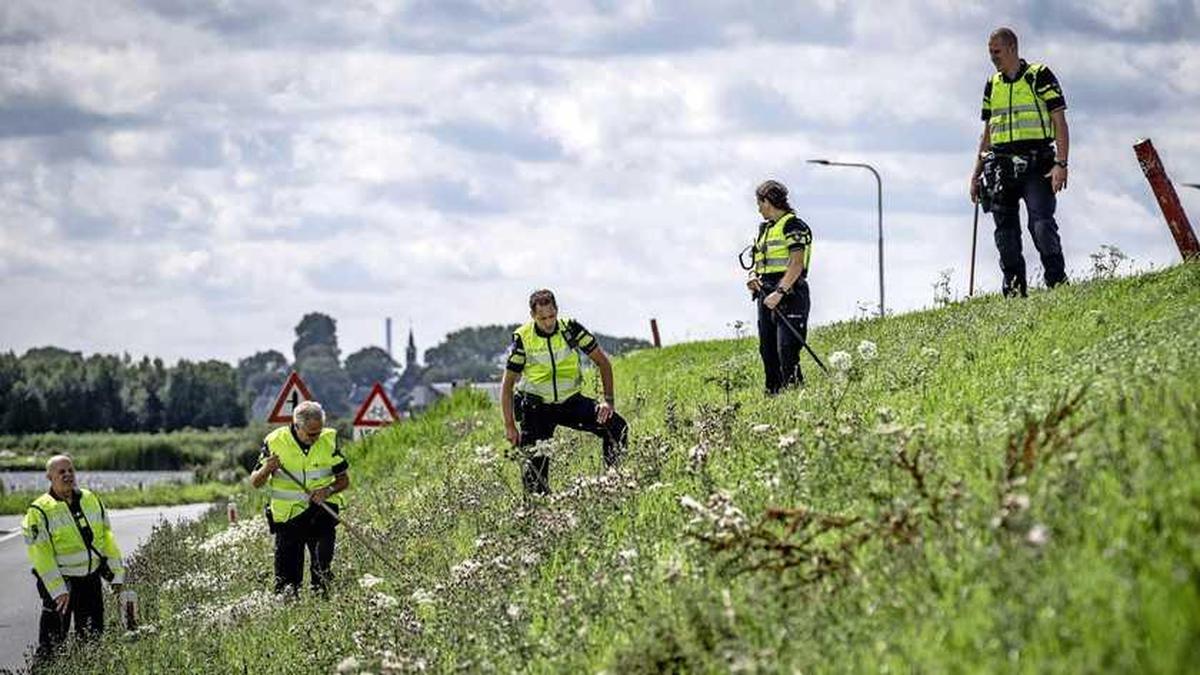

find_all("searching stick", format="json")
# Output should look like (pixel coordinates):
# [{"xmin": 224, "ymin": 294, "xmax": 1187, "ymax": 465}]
[
  {"xmin": 771, "ymin": 308, "xmax": 829, "ymax": 375},
  {"xmin": 274, "ymin": 464, "xmax": 406, "ymax": 580},
  {"xmin": 969, "ymin": 190, "xmax": 980, "ymax": 296}
]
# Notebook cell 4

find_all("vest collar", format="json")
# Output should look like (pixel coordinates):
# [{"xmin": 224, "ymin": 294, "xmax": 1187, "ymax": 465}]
[
  {"xmin": 46, "ymin": 487, "xmax": 81, "ymax": 505},
  {"xmin": 1000, "ymin": 59, "xmax": 1030, "ymax": 84},
  {"xmin": 533, "ymin": 321, "xmax": 560, "ymax": 338},
  {"xmin": 289, "ymin": 424, "xmax": 314, "ymax": 452}
]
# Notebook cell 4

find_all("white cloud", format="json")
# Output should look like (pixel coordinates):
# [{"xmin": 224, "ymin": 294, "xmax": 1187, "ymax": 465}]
[{"xmin": 1, "ymin": 1, "xmax": 1197, "ymax": 363}]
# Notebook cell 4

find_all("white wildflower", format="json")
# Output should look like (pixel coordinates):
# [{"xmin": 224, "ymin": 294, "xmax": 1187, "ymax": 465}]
[
  {"xmin": 777, "ymin": 434, "xmax": 796, "ymax": 449},
  {"xmin": 520, "ymin": 551, "xmax": 541, "ymax": 567},
  {"xmin": 197, "ymin": 518, "xmax": 268, "ymax": 554},
  {"xmin": 162, "ymin": 571, "xmax": 224, "ymax": 594},
  {"xmin": 829, "ymin": 350, "xmax": 852, "ymax": 373},
  {"xmin": 336, "ymin": 656, "xmax": 361, "ymax": 673},
  {"xmin": 358, "ymin": 573, "xmax": 385, "ymax": 589},
  {"xmin": 857, "ymin": 340, "xmax": 878, "ymax": 362},
  {"xmin": 750, "ymin": 423, "xmax": 772, "ymax": 433},
  {"xmin": 506, "ymin": 604, "xmax": 522, "ymax": 620},
  {"xmin": 1003, "ymin": 493, "xmax": 1031, "ymax": 512},
  {"xmin": 617, "ymin": 548, "xmax": 639, "ymax": 565},
  {"xmin": 410, "ymin": 588, "xmax": 436, "ymax": 606},
  {"xmin": 921, "ymin": 346, "xmax": 940, "ymax": 360},
  {"xmin": 1026, "ymin": 524, "xmax": 1050, "ymax": 547},
  {"xmin": 371, "ymin": 592, "xmax": 399, "ymax": 610},
  {"xmin": 451, "ymin": 558, "xmax": 482, "ymax": 583},
  {"xmin": 473, "ymin": 444, "xmax": 497, "ymax": 466}
]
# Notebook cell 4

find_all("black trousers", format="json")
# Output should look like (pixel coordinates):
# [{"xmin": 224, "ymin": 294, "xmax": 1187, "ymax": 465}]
[
  {"xmin": 35, "ymin": 571, "xmax": 105, "ymax": 656},
  {"xmin": 516, "ymin": 392, "xmax": 629, "ymax": 495},
  {"xmin": 991, "ymin": 161, "xmax": 1067, "ymax": 297},
  {"xmin": 274, "ymin": 503, "xmax": 339, "ymax": 594},
  {"xmin": 756, "ymin": 280, "xmax": 811, "ymax": 394}
]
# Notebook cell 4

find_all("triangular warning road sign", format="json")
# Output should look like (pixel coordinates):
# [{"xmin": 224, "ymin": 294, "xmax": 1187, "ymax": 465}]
[
  {"xmin": 267, "ymin": 372, "xmax": 314, "ymax": 424},
  {"xmin": 352, "ymin": 383, "xmax": 399, "ymax": 427}
]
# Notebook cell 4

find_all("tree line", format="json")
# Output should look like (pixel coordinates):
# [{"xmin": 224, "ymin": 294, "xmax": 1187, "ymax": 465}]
[{"xmin": 0, "ymin": 313, "xmax": 651, "ymax": 434}]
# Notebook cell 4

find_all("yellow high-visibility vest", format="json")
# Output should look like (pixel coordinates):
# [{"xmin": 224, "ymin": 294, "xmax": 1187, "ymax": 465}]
[
  {"xmin": 513, "ymin": 319, "xmax": 585, "ymax": 403},
  {"xmin": 265, "ymin": 426, "xmax": 344, "ymax": 524},
  {"xmin": 23, "ymin": 489, "xmax": 125, "ymax": 596},
  {"xmin": 754, "ymin": 212, "xmax": 811, "ymax": 275},
  {"xmin": 987, "ymin": 63, "xmax": 1058, "ymax": 146}
]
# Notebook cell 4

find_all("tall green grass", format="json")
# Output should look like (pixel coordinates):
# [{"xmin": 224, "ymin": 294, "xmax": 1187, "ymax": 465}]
[
  {"xmin": 0, "ymin": 426, "xmax": 268, "ymax": 471},
  {"xmin": 31, "ymin": 264, "xmax": 1200, "ymax": 674}
]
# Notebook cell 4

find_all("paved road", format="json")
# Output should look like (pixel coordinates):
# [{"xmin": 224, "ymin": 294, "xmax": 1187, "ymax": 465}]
[{"xmin": 0, "ymin": 502, "xmax": 215, "ymax": 674}]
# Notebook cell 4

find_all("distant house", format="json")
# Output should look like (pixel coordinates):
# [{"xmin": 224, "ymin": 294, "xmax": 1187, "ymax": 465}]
[{"xmin": 430, "ymin": 380, "xmax": 503, "ymax": 404}]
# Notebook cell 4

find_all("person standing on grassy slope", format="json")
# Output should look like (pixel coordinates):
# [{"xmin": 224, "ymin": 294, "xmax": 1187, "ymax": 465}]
[
  {"xmin": 970, "ymin": 26, "xmax": 1071, "ymax": 297},
  {"xmin": 21, "ymin": 454, "xmax": 125, "ymax": 658},
  {"xmin": 250, "ymin": 400, "xmax": 350, "ymax": 595},
  {"xmin": 745, "ymin": 179, "xmax": 813, "ymax": 394},
  {"xmin": 501, "ymin": 289, "xmax": 629, "ymax": 495}
]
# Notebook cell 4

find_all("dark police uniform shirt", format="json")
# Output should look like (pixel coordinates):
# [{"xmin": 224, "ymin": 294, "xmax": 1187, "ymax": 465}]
[
  {"xmin": 981, "ymin": 59, "xmax": 1067, "ymax": 154},
  {"xmin": 505, "ymin": 319, "xmax": 598, "ymax": 374}
]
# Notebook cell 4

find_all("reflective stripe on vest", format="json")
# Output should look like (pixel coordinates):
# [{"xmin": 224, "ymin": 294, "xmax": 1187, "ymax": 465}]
[
  {"xmin": 754, "ymin": 212, "xmax": 811, "ymax": 275},
  {"xmin": 515, "ymin": 319, "xmax": 583, "ymax": 403},
  {"xmin": 265, "ymin": 426, "xmax": 344, "ymax": 524},
  {"xmin": 988, "ymin": 63, "xmax": 1054, "ymax": 146}
]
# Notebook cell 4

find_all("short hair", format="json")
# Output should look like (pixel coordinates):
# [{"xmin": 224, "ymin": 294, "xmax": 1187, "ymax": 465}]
[
  {"xmin": 293, "ymin": 400, "xmax": 325, "ymax": 426},
  {"xmin": 990, "ymin": 27, "xmax": 1018, "ymax": 50},
  {"xmin": 755, "ymin": 179, "xmax": 792, "ymax": 211},
  {"xmin": 45, "ymin": 454, "xmax": 73, "ymax": 476},
  {"xmin": 529, "ymin": 289, "xmax": 557, "ymax": 312}
]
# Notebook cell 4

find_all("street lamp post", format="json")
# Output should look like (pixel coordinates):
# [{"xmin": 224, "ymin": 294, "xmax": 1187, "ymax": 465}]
[{"xmin": 807, "ymin": 159, "xmax": 885, "ymax": 318}]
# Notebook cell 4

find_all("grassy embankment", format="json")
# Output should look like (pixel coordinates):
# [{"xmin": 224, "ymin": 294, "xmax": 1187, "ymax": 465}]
[
  {"xmin": 0, "ymin": 428, "xmax": 265, "ymax": 514},
  {"xmin": 33, "ymin": 264, "xmax": 1200, "ymax": 673}
]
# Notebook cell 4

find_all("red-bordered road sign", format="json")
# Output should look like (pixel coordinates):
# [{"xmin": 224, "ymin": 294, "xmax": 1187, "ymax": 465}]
[
  {"xmin": 352, "ymin": 383, "xmax": 399, "ymax": 428},
  {"xmin": 267, "ymin": 372, "xmax": 314, "ymax": 424}
]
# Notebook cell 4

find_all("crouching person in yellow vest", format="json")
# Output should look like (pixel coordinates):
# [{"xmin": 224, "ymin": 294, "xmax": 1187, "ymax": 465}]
[
  {"xmin": 501, "ymin": 289, "xmax": 629, "ymax": 495},
  {"xmin": 250, "ymin": 400, "xmax": 350, "ymax": 595},
  {"xmin": 22, "ymin": 454, "xmax": 125, "ymax": 658}
]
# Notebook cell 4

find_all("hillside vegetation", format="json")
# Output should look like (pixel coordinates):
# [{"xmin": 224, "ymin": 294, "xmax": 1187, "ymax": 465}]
[{"xmin": 36, "ymin": 264, "xmax": 1200, "ymax": 674}]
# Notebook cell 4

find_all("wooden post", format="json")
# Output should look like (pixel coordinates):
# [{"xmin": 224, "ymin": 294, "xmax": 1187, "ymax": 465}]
[
  {"xmin": 1133, "ymin": 139, "xmax": 1199, "ymax": 260},
  {"xmin": 649, "ymin": 318, "xmax": 661, "ymax": 348}
]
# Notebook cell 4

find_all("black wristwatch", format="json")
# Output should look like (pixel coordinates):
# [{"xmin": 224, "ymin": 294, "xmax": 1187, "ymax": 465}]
[{"xmin": 1054, "ymin": 159, "xmax": 1068, "ymax": 168}]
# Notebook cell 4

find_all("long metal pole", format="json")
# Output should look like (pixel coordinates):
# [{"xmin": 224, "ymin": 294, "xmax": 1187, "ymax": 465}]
[
  {"xmin": 274, "ymin": 464, "xmax": 407, "ymax": 579},
  {"xmin": 807, "ymin": 160, "xmax": 885, "ymax": 317},
  {"xmin": 770, "ymin": 306, "xmax": 829, "ymax": 374},
  {"xmin": 969, "ymin": 198, "xmax": 980, "ymax": 296},
  {"xmin": 865, "ymin": 165, "xmax": 884, "ymax": 318}
]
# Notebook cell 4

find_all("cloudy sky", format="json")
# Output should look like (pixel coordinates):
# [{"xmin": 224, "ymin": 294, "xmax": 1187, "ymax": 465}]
[{"xmin": 1, "ymin": 0, "xmax": 1198, "ymax": 365}]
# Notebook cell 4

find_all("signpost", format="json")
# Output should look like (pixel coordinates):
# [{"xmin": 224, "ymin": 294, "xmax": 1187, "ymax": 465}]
[
  {"xmin": 352, "ymin": 382, "xmax": 399, "ymax": 441},
  {"xmin": 1133, "ymin": 138, "xmax": 1199, "ymax": 260}
]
